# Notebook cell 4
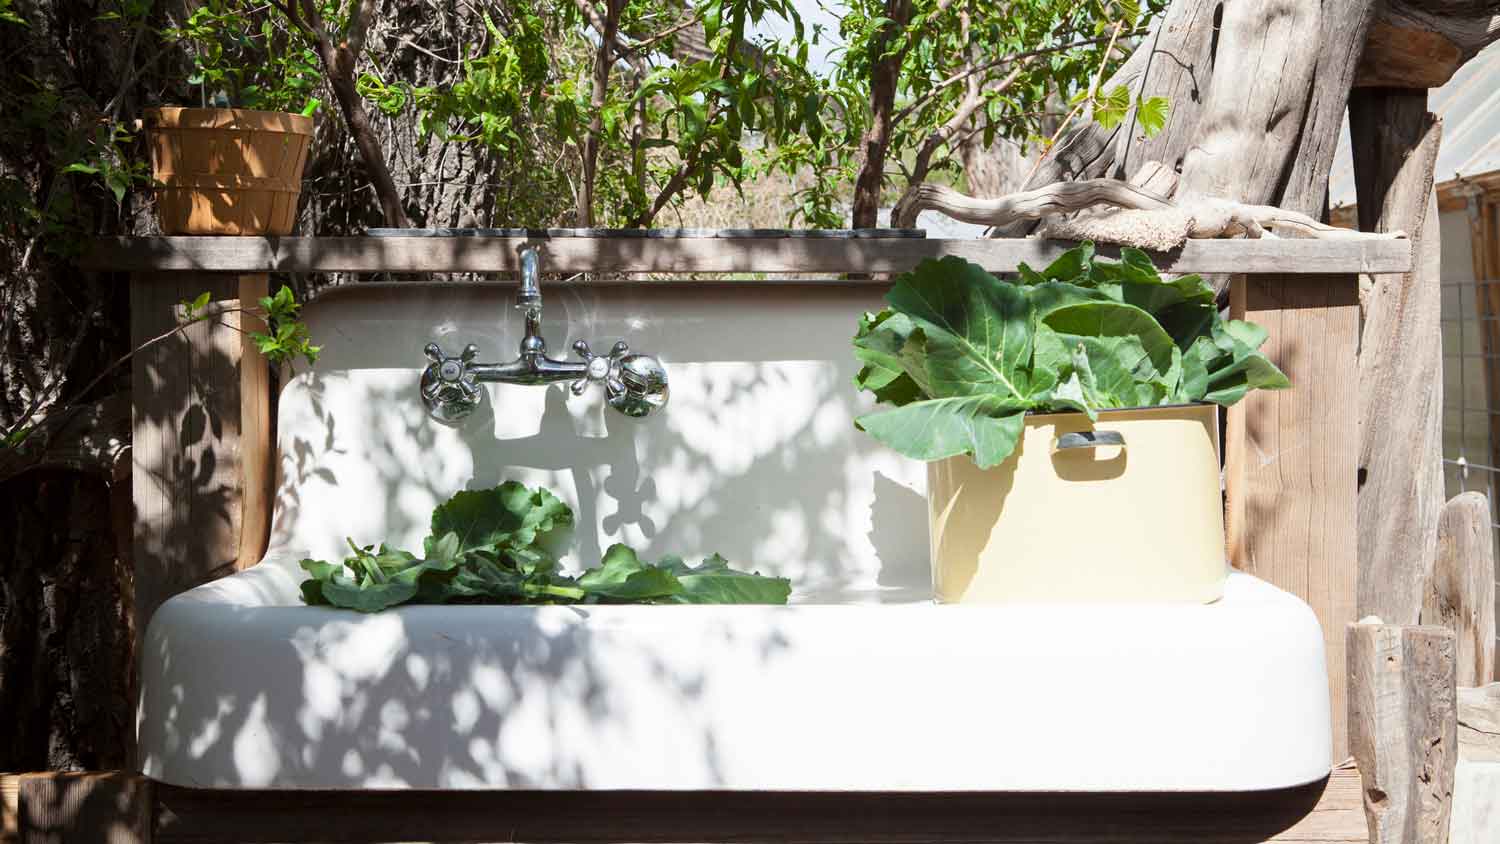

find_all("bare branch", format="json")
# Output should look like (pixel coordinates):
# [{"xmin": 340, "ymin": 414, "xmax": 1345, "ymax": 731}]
[
  {"xmin": 891, "ymin": 31, "xmax": 1143, "ymax": 129},
  {"xmin": 620, "ymin": 12, "xmax": 702, "ymax": 57}
]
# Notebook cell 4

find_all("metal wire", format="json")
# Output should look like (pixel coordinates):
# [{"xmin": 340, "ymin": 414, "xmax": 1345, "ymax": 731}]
[{"xmin": 1440, "ymin": 278, "xmax": 1500, "ymax": 542}]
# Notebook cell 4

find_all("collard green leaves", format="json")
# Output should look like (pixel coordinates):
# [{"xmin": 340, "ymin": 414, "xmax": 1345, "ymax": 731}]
[
  {"xmin": 852, "ymin": 243, "xmax": 1288, "ymax": 468},
  {"xmin": 300, "ymin": 482, "xmax": 790, "ymax": 611}
]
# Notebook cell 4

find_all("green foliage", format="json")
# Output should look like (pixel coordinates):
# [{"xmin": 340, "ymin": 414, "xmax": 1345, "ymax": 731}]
[
  {"xmin": 0, "ymin": 0, "xmax": 26, "ymax": 26},
  {"xmin": 852, "ymin": 245, "xmax": 1290, "ymax": 469},
  {"xmin": 161, "ymin": 0, "xmax": 325, "ymax": 112},
  {"xmin": 300, "ymin": 481, "xmax": 791, "ymax": 611},
  {"xmin": 768, "ymin": 0, "xmax": 1170, "ymax": 223},
  {"xmin": 354, "ymin": 0, "xmax": 826, "ymax": 226},
  {"xmin": 251, "ymin": 285, "xmax": 321, "ymax": 366},
  {"xmin": 179, "ymin": 284, "xmax": 320, "ymax": 367}
]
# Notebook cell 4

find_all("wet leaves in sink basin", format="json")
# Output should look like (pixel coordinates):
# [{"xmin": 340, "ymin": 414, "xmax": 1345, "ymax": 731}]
[{"xmin": 299, "ymin": 481, "xmax": 791, "ymax": 611}]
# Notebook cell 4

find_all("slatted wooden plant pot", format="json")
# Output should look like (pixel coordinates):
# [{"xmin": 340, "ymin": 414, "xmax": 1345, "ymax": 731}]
[
  {"xmin": 929, "ymin": 403, "xmax": 1226, "ymax": 604},
  {"xmin": 145, "ymin": 107, "xmax": 312, "ymax": 236}
]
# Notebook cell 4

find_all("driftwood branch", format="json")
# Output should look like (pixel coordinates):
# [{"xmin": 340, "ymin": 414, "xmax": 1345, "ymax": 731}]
[{"xmin": 903, "ymin": 180, "xmax": 1404, "ymax": 251}]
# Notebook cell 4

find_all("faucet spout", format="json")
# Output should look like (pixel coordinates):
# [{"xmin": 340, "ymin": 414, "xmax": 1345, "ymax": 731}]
[{"xmin": 516, "ymin": 245, "xmax": 542, "ymax": 315}]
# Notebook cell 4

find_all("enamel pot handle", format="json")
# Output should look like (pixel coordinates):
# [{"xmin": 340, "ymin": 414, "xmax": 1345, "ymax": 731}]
[{"xmin": 1054, "ymin": 430, "xmax": 1126, "ymax": 451}]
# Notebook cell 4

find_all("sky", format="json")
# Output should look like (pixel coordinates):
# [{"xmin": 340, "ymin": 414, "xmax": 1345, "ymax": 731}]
[{"xmin": 754, "ymin": 0, "xmax": 846, "ymax": 75}]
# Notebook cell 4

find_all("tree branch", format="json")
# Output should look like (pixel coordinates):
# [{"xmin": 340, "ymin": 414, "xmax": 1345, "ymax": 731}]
[
  {"xmin": 575, "ymin": 0, "xmax": 623, "ymax": 226},
  {"xmin": 344, "ymin": 0, "xmax": 379, "ymax": 57},
  {"xmin": 891, "ymin": 31, "xmax": 1143, "ymax": 129},
  {"xmin": 892, "ymin": 64, "xmax": 1026, "ymax": 227},
  {"xmin": 620, "ymin": 12, "xmax": 701, "ymax": 57},
  {"xmin": 298, "ymin": 0, "xmax": 408, "ymax": 227}
]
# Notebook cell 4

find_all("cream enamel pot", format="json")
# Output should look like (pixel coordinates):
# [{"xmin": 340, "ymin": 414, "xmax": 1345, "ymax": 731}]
[{"xmin": 926, "ymin": 403, "xmax": 1227, "ymax": 603}]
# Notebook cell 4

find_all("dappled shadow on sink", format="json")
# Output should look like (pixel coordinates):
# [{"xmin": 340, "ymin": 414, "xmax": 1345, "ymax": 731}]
[
  {"xmin": 142, "ymin": 587, "xmax": 797, "ymax": 788},
  {"xmin": 147, "ymin": 280, "xmax": 936, "ymax": 787},
  {"xmin": 268, "ymin": 282, "xmax": 931, "ymax": 604}
]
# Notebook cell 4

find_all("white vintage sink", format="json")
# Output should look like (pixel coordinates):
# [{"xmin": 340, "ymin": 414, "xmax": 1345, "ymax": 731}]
[{"xmin": 136, "ymin": 277, "xmax": 1332, "ymax": 791}]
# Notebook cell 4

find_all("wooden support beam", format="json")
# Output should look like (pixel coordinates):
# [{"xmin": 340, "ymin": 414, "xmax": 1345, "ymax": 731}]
[
  {"xmin": 1426, "ymin": 494, "xmax": 1498, "ymax": 687},
  {"xmin": 81, "ymin": 235, "xmax": 1413, "ymax": 276},
  {"xmin": 1227, "ymin": 273, "xmax": 1361, "ymax": 762},
  {"xmin": 1347, "ymin": 622, "xmax": 1459, "ymax": 844},
  {"xmin": 235, "ymin": 274, "xmax": 272, "ymax": 572},
  {"xmin": 1348, "ymin": 89, "xmax": 1445, "ymax": 628},
  {"xmin": 7, "ymin": 773, "xmax": 151, "ymax": 844}
]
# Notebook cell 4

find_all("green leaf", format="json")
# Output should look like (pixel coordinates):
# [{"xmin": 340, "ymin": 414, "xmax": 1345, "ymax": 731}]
[
  {"xmin": 1040, "ymin": 300, "xmax": 1177, "ymax": 381},
  {"xmin": 577, "ymin": 544, "xmax": 684, "ymax": 602},
  {"xmin": 1092, "ymin": 85, "xmax": 1131, "ymax": 130},
  {"xmin": 854, "ymin": 247, "xmax": 1288, "ymax": 466},
  {"xmin": 661, "ymin": 554, "xmax": 792, "ymax": 604},
  {"xmin": 1136, "ymin": 95, "xmax": 1170, "ymax": 137},
  {"xmin": 886, "ymin": 257, "xmax": 1038, "ymax": 401},
  {"xmin": 855, "ymin": 395, "xmax": 1027, "ymax": 469},
  {"xmin": 430, "ymin": 481, "xmax": 573, "ymax": 554},
  {"xmin": 852, "ymin": 309, "xmax": 924, "ymax": 406}
]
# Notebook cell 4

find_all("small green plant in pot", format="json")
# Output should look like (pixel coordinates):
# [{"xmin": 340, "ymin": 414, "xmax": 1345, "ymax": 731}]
[
  {"xmin": 147, "ymin": 1, "xmax": 322, "ymax": 235},
  {"xmin": 852, "ymin": 243, "xmax": 1289, "ymax": 604}
]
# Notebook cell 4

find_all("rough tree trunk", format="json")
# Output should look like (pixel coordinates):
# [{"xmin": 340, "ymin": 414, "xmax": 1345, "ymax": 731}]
[
  {"xmin": 851, "ymin": 0, "xmax": 911, "ymax": 229},
  {"xmin": 1016, "ymin": 0, "xmax": 1377, "ymax": 216},
  {"xmin": 0, "ymin": 3, "xmax": 145, "ymax": 773}
]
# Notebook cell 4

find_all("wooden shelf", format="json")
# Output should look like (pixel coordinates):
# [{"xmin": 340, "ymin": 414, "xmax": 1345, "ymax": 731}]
[{"xmin": 84, "ymin": 234, "xmax": 1411, "ymax": 275}]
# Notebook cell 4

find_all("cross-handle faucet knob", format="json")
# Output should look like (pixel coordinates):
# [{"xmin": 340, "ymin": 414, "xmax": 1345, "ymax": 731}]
[
  {"xmin": 569, "ymin": 339, "xmax": 669, "ymax": 417},
  {"xmin": 569, "ymin": 339, "xmax": 631, "ymax": 396},
  {"xmin": 420, "ymin": 342, "xmax": 484, "ymax": 424}
]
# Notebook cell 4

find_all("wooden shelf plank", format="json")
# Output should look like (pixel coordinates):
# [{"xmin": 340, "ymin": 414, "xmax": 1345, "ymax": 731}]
[{"xmin": 83, "ymin": 235, "xmax": 1412, "ymax": 275}]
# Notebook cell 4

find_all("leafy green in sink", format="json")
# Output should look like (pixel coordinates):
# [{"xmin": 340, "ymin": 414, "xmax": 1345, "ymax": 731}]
[{"xmin": 300, "ymin": 481, "xmax": 791, "ymax": 611}]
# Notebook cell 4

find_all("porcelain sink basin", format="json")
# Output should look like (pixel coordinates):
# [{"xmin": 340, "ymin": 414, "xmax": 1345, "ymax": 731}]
[
  {"xmin": 139, "ymin": 553, "xmax": 1330, "ymax": 791},
  {"xmin": 135, "ymin": 278, "xmax": 1331, "ymax": 791}
]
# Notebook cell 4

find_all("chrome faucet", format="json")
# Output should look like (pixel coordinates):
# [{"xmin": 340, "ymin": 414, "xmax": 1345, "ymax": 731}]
[{"xmin": 420, "ymin": 247, "xmax": 669, "ymax": 424}]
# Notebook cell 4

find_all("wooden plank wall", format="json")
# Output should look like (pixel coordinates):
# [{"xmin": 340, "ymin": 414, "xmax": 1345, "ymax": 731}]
[
  {"xmin": 1228, "ymin": 273, "xmax": 1362, "ymax": 762},
  {"xmin": 129, "ymin": 274, "xmax": 250, "ymax": 643}
]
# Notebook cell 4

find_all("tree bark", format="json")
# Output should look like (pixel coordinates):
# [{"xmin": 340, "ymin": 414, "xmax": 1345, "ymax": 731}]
[
  {"xmin": 851, "ymin": 0, "xmax": 911, "ymax": 229},
  {"xmin": 301, "ymin": 0, "xmax": 410, "ymax": 229},
  {"xmin": 576, "ymin": 0, "xmax": 622, "ymax": 227}
]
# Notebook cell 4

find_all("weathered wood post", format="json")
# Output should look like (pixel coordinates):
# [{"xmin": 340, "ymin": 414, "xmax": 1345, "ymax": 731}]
[{"xmin": 1348, "ymin": 622, "xmax": 1459, "ymax": 844}]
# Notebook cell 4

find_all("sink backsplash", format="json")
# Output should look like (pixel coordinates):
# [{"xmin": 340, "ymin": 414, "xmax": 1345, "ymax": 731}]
[{"xmin": 271, "ymin": 281, "xmax": 930, "ymax": 603}]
